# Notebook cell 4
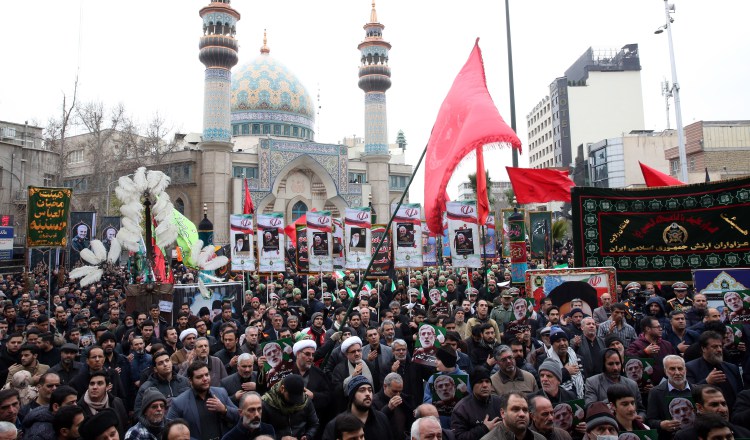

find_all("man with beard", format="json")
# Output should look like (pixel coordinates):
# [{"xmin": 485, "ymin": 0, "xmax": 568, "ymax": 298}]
[
  {"xmin": 19, "ymin": 371, "xmax": 60, "ymax": 419},
  {"xmin": 125, "ymin": 388, "xmax": 167, "ymax": 440},
  {"xmin": 134, "ymin": 351, "xmax": 190, "ymax": 414},
  {"xmin": 261, "ymin": 373, "xmax": 319, "ymax": 439},
  {"xmin": 490, "ymin": 345, "xmax": 537, "ymax": 396},
  {"xmin": 584, "ymin": 349, "xmax": 645, "ymax": 417},
  {"xmin": 480, "ymin": 392, "xmax": 545, "ymax": 440},
  {"xmin": 529, "ymin": 359, "xmax": 577, "ymax": 406},
  {"xmin": 528, "ymin": 395, "xmax": 572, "ymax": 440},
  {"xmin": 70, "ymin": 346, "xmax": 126, "ymax": 402},
  {"xmin": 675, "ymin": 385, "xmax": 750, "ymax": 440},
  {"xmin": 291, "ymin": 339, "xmax": 331, "ymax": 427},
  {"xmin": 49, "ymin": 343, "xmax": 82, "ymax": 385},
  {"xmin": 597, "ymin": 303, "xmax": 637, "ymax": 350},
  {"xmin": 130, "ymin": 336, "xmax": 151, "ymax": 388},
  {"xmin": 215, "ymin": 329, "xmax": 241, "ymax": 375},
  {"xmin": 451, "ymin": 367, "xmax": 502, "ymax": 440},
  {"xmin": 468, "ymin": 300, "xmax": 501, "ymax": 342},
  {"xmin": 170, "ymin": 328, "xmax": 197, "ymax": 369},
  {"xmin": 373, "ymin": 372, "xmax": 414, "ymax": 440},
  {"xmin": 221, "ymin": 353, "xmax": 258, "ymax": 405},
  {"xmin": 5, "ymin": 343, "xmax": 49, "ymax": 386},
  {"xmin": 543, "ymin": 328, "xmax": 584, "ymax": 399},
  {"xmin": 166, "ymin": 361, "xmax": 239, "ymax": 439},
  {"xmin": 322, "ymin": 375, "xmax": 392, "ymax": 440},
  {"xmin": 331, "ymin": 336, "xmax": 381, "ymax": 414},
  {"xmin": 469, "ymin": 323, "xmax": 499, "ymax": 371},
  {"xmin": 161, "ymin": 327, "xmax": 180, "ymax": 357},
  {"xmin": 222, "ymin": 392, "xmax": 275, "ymax": 440},
  {"xmin": 240, "ymin": 326, "xmax": 261, "ymax": 356},
  {"xmin": 178, "ymin": 337, "xmax": 227, "ymax": 387},
  {"xmin": 362, "ymin": 326, "xmax": 393, "ymax": 379},
  {"xmin": 490, "ymin": 293, "xmax": 514, "ymax": 336},
  {"xmin": 686, "ymin": 331, "xmax": 742, "ymax": 409},
  {"xmin": 685, "ymin": 293, "xmax": 708, "ymax": 328},
  {"xmin": 647, "ymin": 355, "xmax": 692, "ymax": 440},
  {"xmin": 22, "ymin": 384, "xmax": 78, "ymax": 440},
  {"xmin": 0, "ymin": 333, "xmax": 23, "ymax": 384},
  {"xmin": 625, "ymin": 316, "xmax": 676, "ymax": 387}
]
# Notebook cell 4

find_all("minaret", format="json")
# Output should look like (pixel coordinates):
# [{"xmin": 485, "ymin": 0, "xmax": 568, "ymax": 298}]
[
  {"xmin": 198, "ymin": 0, "xmax": 240, "ymax": 244},
  {"xmin": 358, "ymin": 1, "xmax": 392, "ymax": 217}
]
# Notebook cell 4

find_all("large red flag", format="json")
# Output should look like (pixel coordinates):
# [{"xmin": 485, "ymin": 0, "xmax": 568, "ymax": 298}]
[
  {"xmin": 506, "ymin": 167, "xmax": 575, "ymax": 204},
  {"xmin": 639, "ymin": 162, "xmax": 684, "ymax": 187},
  {"xmin": 424, "ymin": 39, "xmax": 521, "ymax": 234},
  {"xmin": 243, "ymin": 178, "xmax": 254, "ymax": 214}
]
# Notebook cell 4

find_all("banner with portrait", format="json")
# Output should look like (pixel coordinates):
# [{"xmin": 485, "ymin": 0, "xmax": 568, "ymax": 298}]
[
  {"xmin": 230, "ymin": 214, "xmax": 255, "ymax": 271},
  {"xmin": 624, "ymin": 357, "xmax": 655, "ymax": 395},
  {"xmin": 501, "ymin": 208, "xmax": 525, "ymax": 259},
  {"xmin": 256, "ymin": 212, "xmax": 285, "ymax": 273},
  {"xmin": 665, "ymin": 396, "xmax": 695, "ymax": 428},
  {"xmin": 296, "ymin": 225, "xmax": 309, "ymax": 274},
  {"xmin": 446, "ymin": 201, "xmax": 481, "ymax": 268},
  {"xmin": 412, "ymin": 322, "xmax": 446, "ymax": 367},
  {"xmin": 529, "ymin": 211, "xmax": 553, "ymax": 260},
  {"xmin": 422, "ymin": 222, "xmax": 438, "ymax": 266},
  {"xmin": 97, "ymin": 216, "xmax": 120, "ymax": 252},
  {"xmin": 553, "ymin": 399, "xmax": 585, "ymax": 432},
  {"xmin": 333, "ymin": 218, "xmax": 345, "ymax": 270},
  {"xmin": 27, "ymin": 186, "xmax": 72, "ymax": 248},
  {"xmin": 392, "ymin": 203, "xmax": 422, "ymax": 268},
  {"xmin": 368, "ymin": 224, "xmax": 391, "ymax": 278},
  {"xmin": 572, "ymin": 176, "xmax": 750, "ymax": 281},
  {"xmin": 260, "ymin": 337, "xmax": 295, "ymax": 387},
  {"xmin": 481, "ymin": 214, "xmax": 497, "ymax": 258},
  {"xmin": 307, "ymin": 210, "xmax": 333, "ymax": 273},
  {"xmin": 345, "ymin": 207, "xmax": 371, "ymax": 270},
  {"xmin": 68, "ymin": 212, "xmax": 96, "ymax": 269},
  {"xmin": 430, "ymin": 373, "xmax": 468, "ymax": 417},
  {"xmin": 722, "ymin": 289, "xmax": 750, "ymax": 324}
]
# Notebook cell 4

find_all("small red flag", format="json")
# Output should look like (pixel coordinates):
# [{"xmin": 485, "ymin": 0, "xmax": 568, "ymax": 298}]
[
  {"xmin": 639, "ymin": 162, "xmax": 684, "ymax": 187},
  {"xmin": 424, "ymin": 39, "xmax": 521, "ymax": 234},
  {"xmin": 243, "ymin": 178, "xmax": 254, "ymax": 214},
  {"xmin": 476, "ymin": 151, "xmax": 489, "ymax": 226},
  {"xmin": 506, "ymin": 167, "xmax": 575, "ymax": 204}
]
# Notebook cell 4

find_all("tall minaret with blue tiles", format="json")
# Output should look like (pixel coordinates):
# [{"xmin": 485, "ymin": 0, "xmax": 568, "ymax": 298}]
[
  {"xmin": 358, "ymin": 1, "xmax": 392, "ymax": 217},
  {"xmin": 198, "ymin": 0, "xmax": 240, "ymax": 243}
]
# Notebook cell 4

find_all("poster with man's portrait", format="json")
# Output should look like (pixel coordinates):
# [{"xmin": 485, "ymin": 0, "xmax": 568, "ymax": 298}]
[
  {"xmin": 396, "ymin": 223, "xmax": 415, "ymax": 248},
  {"xmin": 68, "ymin": 212, "xmax": 96, "ymax": 269},
  {"xmin": 666, "ymin": 396, "xmax": 695, "ymax": 427},
  {"xmin": 233, "ymin": 233, "xmax": 250, "ymax": 253},
  {"xmin": 453, "ymin": 229, "xmax": 474, "ymax": 255},
  {"xmin": 413, "ymin": 323, "xmax": 446, "ymax": 367},
  {"xmin": 724, "ymin": 290, "xmax": 750, "ymax": 324},
  {"xmin": 624, "ymin": 357, "xmax": 654, "ymax": 394},
  {"xmin": 349, "ymin": 227, "xmax": 367, "ymax": 251},
  {"xmin": 553, "ymin": 399, "xmax": 584, "ymax": 431},
  {"xmin": 312, "ymin": 232, "xmax": 329, "ymax": 256},
  {"xmin": 429, "ymin": 373, "xmax": 468, "ymax": 417},
  {"xmin": 71, "ymin": 222, "xmax": 91, "ymax": 253},
  {"xmin": 260, "ymin": 337, "xmax": 295, "ymax": 387},
  {"xmin": 262, "ymin": 228, "xmax": 279, "ymax": 252}
]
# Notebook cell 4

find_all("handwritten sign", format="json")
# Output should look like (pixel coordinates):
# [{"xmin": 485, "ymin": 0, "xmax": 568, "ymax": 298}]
[{"xmin": 27, "ymin": 186, "xmax": 72, "ymax": 248}]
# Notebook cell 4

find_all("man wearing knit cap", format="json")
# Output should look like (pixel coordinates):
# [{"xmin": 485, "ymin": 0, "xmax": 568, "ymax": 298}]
[
  {"xmin": 322, "ymin": 374, "xmax": 392, "ymax": 440},
  {"xmin": 584, "ymin": 402, "xmax": 619, "ymax": 439},
  {"xmin": 304, "ymin": 311, "xmax": 327, "ymax": 349},
  {"xmin": 126, "ymin": 388, "xmax": 167, "ymax": 440},
  {"xmin": 79, "ymin": 408, "xmax": 121, "ymax": 440},
  {"xmin": 545, "ymin": 326, "xmax": 585, "ymax": 399},
  {"xmin": 451, "ymin": 367, "xmax": 503, "ymax": 440},
  {"xmin": 423, "ymin": 346, "xmax": 469, "ymax": 428},
  {"xmin": 170, "ymin": 328, "xmax": 197, "ymax": 367},
  {"xmin": 331, "ymin": 336, "xmax": 381, "ymax": 414},
  {"xmin": 530, "ymin": 359, "xmax": 577, "ymax": 405}
]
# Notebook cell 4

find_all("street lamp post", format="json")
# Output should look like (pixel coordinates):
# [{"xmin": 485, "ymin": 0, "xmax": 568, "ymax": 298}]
[
  {"xmin": 656, "ymin": 1, "xmax": 688, "ymax": 182},
  {"xmin": 505, "ymin": 0, "xmax": 518, "ymax": 168}
]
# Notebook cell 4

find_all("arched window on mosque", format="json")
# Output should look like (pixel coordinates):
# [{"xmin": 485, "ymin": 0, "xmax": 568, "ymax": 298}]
[
  {"xmin": 175, "ymin": 198, "xmax": 185, "ymax": 215},
  {"xmin": 292, "ymin": 201, "xmax": 307, "ymax": 222}
]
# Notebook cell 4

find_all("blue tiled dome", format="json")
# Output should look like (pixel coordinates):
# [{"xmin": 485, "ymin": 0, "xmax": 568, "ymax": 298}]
[{"xmin": 231, "ymin": 54, "xmax": 315, "ymax": 134}]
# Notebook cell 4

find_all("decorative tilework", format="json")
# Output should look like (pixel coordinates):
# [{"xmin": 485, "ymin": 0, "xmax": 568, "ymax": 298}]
[
  {"xmin": 364, "ymin": 92, "xmax": 388, "ymax": 155},
  {"xmin": 361, "ymin": 46, "xmax": 389, "ymax": 58},
  {"xmin": 203, "ymin": 69, "xmax": 232, "ymax": 143},
  {"xmin": 203, "ymin": 13, "xmax": 237, "ymax": 27},
  {"xmin": 231, "ymin": 110, "xmax": 313, "ymax": 127}
]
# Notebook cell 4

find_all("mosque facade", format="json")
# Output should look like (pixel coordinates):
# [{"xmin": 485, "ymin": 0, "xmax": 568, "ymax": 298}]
[{"xmin": 60, "ymin": 0, "xmax": 412, "ymax": 245}]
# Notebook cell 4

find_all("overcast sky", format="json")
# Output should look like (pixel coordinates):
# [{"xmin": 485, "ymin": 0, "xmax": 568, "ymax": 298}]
[{"xmin": 2, "ymin": 1, "xmax": 749, "ymax": 203}]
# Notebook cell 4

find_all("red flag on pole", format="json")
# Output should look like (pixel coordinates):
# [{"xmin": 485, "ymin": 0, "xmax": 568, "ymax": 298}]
[
  {"xmin": 639, "ymin": 162, "xmax": 684, "ymax": 187},
  {"xmin": 476, "ymin": 151, "xmax": 489, "ymax": 226},
  {"xmin": 506, "ymin": 167, "xmax": 575, "ymax": 204},
  {"xmin": 424, "ymin": 39, "xmax": 521, "ymax": 234},
  {"xmin": 243, "ymin": 178, "xmax": 254, "ymax": 214}
]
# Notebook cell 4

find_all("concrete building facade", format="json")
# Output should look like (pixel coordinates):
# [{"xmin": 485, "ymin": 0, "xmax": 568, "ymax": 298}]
[{"xmin": 588, "ymin": 130, "xmax": 676, "ymax": 188}]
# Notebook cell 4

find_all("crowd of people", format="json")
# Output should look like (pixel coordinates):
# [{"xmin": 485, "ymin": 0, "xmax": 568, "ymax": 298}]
[{"xmin": 0, "ymin": 262, "xmax": 747, "ymax": 440}]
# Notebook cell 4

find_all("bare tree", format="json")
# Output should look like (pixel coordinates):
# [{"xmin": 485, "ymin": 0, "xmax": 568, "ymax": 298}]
[{"xmin": 44, "ymin": 77, "xmax": 78, "ymax": 185}]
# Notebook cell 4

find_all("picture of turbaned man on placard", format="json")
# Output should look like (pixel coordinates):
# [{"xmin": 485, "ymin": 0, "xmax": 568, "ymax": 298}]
[{"xmin": 413, "ymin": 323, "xmax": 446, "ymax": 366}]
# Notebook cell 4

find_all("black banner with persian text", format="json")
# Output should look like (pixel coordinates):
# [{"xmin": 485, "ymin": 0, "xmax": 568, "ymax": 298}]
[{"xmin": 572, "ymin": 177, "xmax": 750, "ymax": 281}]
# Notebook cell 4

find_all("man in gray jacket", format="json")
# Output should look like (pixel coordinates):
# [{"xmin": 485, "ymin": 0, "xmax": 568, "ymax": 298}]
[{"xmin": 584, "ymin": 349, "xmax": 645, "ymax": 419}]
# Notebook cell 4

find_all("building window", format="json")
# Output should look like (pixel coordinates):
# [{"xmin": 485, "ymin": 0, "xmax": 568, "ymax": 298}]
[
  {"xmin": 263, "ymin": 124, "xmax": 271, "ymax": 134},
  {"xmin": 43, "ymin": 174, "xmax": 54, "ymax": 187},
  {"xmin": 252, "ymin": 124, "xmax": 261, "ymax": 135},
  {"xmin": 233, "ymin": 125, "xmax": 239, "ymax": 136},
  {"xmin": 242, "ymin": 124, "xmax": 250, "ymax": 135},
  {"xmin": 293, "ymin": 127, "xmax": 299, "ymax": 137},
  {"xmin": 283, "ymin": 125, "xmax": 291, "ymax": 136},
  {"xmin": 390, "ymin": 175, "xmax": 408, "ymax": 189},
  {"xmin": 689, "ymin": 156, "xmax": 696, "ymax": 171},
  {"xmin": 68, "ymin": 150, "xmax": 84, "ymax": 164},
  {"xmin": 670, "ymin": 160, "xmax": 679, "ymax": 175},
  {"xmin": 175, "ymin": 198, "xmax": 185, "ymax": 215},
  {"xmin": 292, "ymin": 201, "xmax": 308, "ymax": 221},
  {"xmin": 348, "ymin": 172, "xmax": 366, "ymax": 184},
  {"xmin": 273, "ymin": 125, "xmax": 281, "ymax": 135},
  {"xmin": 233, "ymin": 166, "xmax": 258, "ymax": 179}
]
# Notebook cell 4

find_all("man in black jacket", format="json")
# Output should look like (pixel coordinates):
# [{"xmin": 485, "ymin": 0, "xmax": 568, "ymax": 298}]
[
  {"xmin": 647, "ymin": 355, "xmax": 693, "ymax": 440},
  {"xmin": 331, "ymin": 336, "xmax": 381, "ymax": 414},
  {"xmin": 686, "ymin": 331, "xmax": 743, "ymax": 410},
  {"xmin": 292, "ymin": 339, "xmax": 332, "ymax": 429},
  {"xmin": 675, "ymin": 385, "xmax": 750, "ymax": 440},
  {"xmin": 451, "ymin": 367, "xmax": 503, "ymax": 440},
  {"xmin": 372, "ymin": 372, "xmax": 414, "ymax": 440},
  {"xmin": 322, "ymin": 374, "xmax": 393, "ymax": 440}
]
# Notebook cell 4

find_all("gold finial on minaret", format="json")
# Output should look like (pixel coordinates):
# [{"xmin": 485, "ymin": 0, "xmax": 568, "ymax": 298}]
[
  {"xmin": 260, "ymin": 29, "xmax": 270, "ymax": 54},
  {"xmin": 370, "ymin": 1, "xmax": 378, "ymax": 23}
]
